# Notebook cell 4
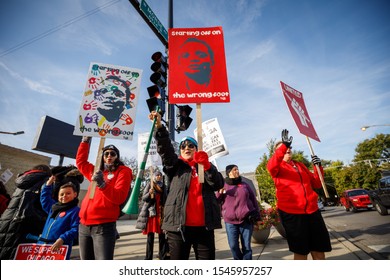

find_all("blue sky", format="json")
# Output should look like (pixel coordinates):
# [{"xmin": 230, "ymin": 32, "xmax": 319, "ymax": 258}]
[{"xmin": 0, "ymin": 0, "xmax": 389, "ymax": 174}]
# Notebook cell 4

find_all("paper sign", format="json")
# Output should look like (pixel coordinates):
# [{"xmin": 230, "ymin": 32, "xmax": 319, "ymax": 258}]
[
  {"xmin": 194, "ymin": 118, "xmax": 229, "ymax": 161},
  {"xmin": 0, "ymin": 169, "xmax": 13, "ymax": 184},
  {"xmin": 74, "ymin": 62, "xmax": 143, "ymax": 140},
  {"xmin": 14, "ymin": 243, "xmax": 68, "ymax": 260},
  {"xmin": 168, "ymin": 26, "xmax": 230, "ymax": 104},
  {"xmin": 280, "ymin": 81, "xmax": 320, "ymax": 142},
  {"xmin": 137, "ymin": 132, "xmax": 162, "ymax": 168}
]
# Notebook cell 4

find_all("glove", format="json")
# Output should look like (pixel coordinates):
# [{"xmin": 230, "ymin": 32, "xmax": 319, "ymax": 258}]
[
  {"xmin": 281, "ymin": 129, "xmax": 293, "ymax": 148},
  {"xmin": 82, "ymin": 136, "xmax": 92, "ymax": 144},
  {"xmin": 193, "ymin": 151, "xmax": 211, "ymax": 171},
  {"xmin": 311, "ymin": 155, "xmax": 321, "ymax": 166},
  {"xmin": 92, "ymin": 170, "xmax": 106, "ymax": 189}
]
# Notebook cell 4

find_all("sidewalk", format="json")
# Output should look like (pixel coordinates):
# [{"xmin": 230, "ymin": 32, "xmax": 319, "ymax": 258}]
[{"xmin": 70, "ymin": 218, "xmax": 374, "ymax": 260}]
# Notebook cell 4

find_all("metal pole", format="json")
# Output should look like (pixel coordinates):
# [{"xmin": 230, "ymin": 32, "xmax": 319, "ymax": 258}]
[{"xmin": 167, "ymin": 0, "xmax": 175, "ymax": 141}]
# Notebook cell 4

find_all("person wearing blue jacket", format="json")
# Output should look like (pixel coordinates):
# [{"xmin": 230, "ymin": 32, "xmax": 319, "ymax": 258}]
[{"xmin": 39, "ymin": 176, "xmax": 80, "ymax": 260}]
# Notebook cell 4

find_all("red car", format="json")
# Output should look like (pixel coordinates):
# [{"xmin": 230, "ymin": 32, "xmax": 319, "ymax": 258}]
[{"xmin": 340, "ymin": 189, "xmax": 373, "ymax": 212}]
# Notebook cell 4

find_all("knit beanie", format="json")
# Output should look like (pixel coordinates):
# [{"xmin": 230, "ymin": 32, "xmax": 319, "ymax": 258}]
[{"xmin": 225, "ymin": 164, "xmax": 237, "ymax": 176}]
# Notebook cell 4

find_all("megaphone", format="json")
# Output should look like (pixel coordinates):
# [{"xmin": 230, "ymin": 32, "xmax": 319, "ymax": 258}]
[
  {"xmin": 122, "ymin": 108, "xmax": 158, "ymax": 215},
  {"xmin": 121, "ymin": 172, "xmax": 143, "ymax": 214}
]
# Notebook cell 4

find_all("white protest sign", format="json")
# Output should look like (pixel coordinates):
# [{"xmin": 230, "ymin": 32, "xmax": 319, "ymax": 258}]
[
  {"xmin": 74, "ymin": 62, "xmax": 143, "ymax": 140},
  {"xmin": 0, "ymin": 169, "xmax": 13, "ymax": 184},
  {"xmin": 194, "ymin": 118, "xmax": 228, "ymax": 162},
  {"xmin": 137, "ymin": 132, "xmax": 162, "ymax": 168}
]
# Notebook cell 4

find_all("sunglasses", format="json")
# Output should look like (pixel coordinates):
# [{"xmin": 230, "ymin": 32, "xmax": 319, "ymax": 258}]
[
  {"xmin": 180, "ymin": 143, "xmax": 195, "ymax": 150},
  {"xmin": 104, "ymin": 151, "xmax": 117, "ymax": 157}
]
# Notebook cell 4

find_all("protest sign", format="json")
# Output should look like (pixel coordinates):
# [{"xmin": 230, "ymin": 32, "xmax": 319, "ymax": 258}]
[
  {"xmin": 0, "ymin": 169, "xmax": 13, "ymax": 184},
  {"xmin": 74, "ymin": 62, "xmax": 143, "ymax": 141},
  {"xmin": 194, "ymin": 118, "xmax": 228, "ymax": 162},
  {"xmin": 280, "ymin": 81, "xmax": 320, "ymax": 142},
  {"xmin": 137, "ymin": 132, "xmax": 162, "ymax": 168},
  {"xmin": 168, "ymin": 26, "xmax": 229, "ymax": 104},
  {"xmin": 14, "ymin": 243, "xmax": 68, "ymax": 260}
]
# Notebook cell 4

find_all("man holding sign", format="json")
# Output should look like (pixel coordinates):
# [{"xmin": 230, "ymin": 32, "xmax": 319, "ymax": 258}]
[{"xmin": 148, "ymin": 111, "xmax": 224, "ymax": 260}]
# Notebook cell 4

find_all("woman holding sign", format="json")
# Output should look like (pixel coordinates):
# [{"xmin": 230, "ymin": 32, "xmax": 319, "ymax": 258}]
[
  {"xmin": 76, "ymin": 139, "xmax": 132, "ymax": 260},
  {"xmin": 148, "ymin": 111, "xmax": 224, "ymax": 260},
  {"xmin": 267, "ymin": 129, "xmax": 331, "ymax": 260}
]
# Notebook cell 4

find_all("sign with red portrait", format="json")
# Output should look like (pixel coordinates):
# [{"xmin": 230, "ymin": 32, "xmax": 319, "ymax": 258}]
[
  {"xmin": 280, "ymin": 81, "xmax": 321, "ymax": 142},
  {"xmin": 168, "ymin": 26, "xmax": 230, "ymax": 104}
]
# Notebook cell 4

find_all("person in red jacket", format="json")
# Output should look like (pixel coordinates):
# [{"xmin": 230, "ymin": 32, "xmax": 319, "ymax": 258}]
[
  {"xmin": 76, "ymin": 138, "xmax": 132, "ymax": 259},
  {"xmin": 267, "ymin": 129, "xmax": 331, "ymax": 260}
]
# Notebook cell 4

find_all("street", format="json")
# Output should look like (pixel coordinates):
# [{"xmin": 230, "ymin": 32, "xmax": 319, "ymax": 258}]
[{"xmin": 322, "ymin": 206, "xmax": 390, "ymax": 259}]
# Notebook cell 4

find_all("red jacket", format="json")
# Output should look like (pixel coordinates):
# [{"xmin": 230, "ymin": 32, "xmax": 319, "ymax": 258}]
[
  {"xmin": 267, "ymin": 144, "xmax": 323, "ymax": 214},
  {"xmin": 76, "ymin": 142, "xmax": 132, "ymax": 225}
]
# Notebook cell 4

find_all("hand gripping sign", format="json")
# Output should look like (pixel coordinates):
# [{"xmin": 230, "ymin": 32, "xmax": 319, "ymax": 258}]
[
  {"xmin": 74, "ymin": 62, "xmax": 142, "ymax": 198},
  {"xmin": 169, "ymin": 26, "xmax": 230, "ymax": 182},
  {"xmin": 280, "ymin": 81, "xmax": 329, "ymax": 198}
]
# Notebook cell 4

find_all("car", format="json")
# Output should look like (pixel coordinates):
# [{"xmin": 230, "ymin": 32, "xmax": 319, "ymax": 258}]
[
  {"xmin": 339, "ymin": 188, "xmax": 373, "ymax": 212},
  {"xmin": 368, "ymin": 176, "xmax": 390, "ymax": 216}
]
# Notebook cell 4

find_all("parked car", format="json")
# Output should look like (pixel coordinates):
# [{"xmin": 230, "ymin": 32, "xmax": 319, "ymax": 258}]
[
  {"xmin": 340, "ymin": 189, "xmax": 373, "ymax": 212},
  {"xmin": 368, "ymin": 176, "xmax": 390, "ymax": 216}
]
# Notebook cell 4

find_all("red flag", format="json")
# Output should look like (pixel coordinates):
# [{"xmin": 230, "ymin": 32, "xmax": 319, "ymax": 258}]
[{"xmin": 280, "ymin": 81, "xmax": 320, "ymax": 142}]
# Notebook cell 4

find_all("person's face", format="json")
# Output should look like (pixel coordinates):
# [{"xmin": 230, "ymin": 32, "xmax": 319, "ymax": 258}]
[
  {"xmin": 180, "ymin": 140, "xmax": 196, "ymax": 161},
  {"xmin": 282, "ymin": 145, "xmax": 293, "ymax": 162},
  {"xmin": 58, "ymin": 186, "xmax": 77, "ymax": 204},
  {"xmin": 154, "ymin": 173, "xmax": 162, "ymax": 182},
  {"xmin": 179, "ymin": 42, "xmax": 212, "ymax": 75},
  {"xmin": 96, "ymin": 80, "xmax": 126, "ymax": 122},
  {"xmin": 103, "ymin": 149, "xmax": 118, "ymax": 165},
  {"xmin": 228, "ymin": 166, "xmax": 240, "ymax": 179}
]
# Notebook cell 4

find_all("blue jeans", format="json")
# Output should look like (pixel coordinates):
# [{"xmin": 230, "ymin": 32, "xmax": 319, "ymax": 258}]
[
  {"xmin": 225, "ymin": 221, "xmax": 253, "ymax": 260},
  {"xmin": 78, "ymin": 222, "xmax": 117, "ymax": 260}
]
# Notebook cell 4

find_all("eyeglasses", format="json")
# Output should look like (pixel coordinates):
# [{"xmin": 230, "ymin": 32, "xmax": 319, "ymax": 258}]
[
  {"xmin": 104, "ymin": 151, "xmax": 117, "ymax": 157},
  {"xmin": 180, "ymin": 143, "xmax": 195, "ymax": 150}
]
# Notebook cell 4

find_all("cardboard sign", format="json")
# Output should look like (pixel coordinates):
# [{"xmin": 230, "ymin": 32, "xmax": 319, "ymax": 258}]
[
  {"xmin": 168, "ymin": 26, "xmax": 230, "ymax": 104},
  {"xmin": 194, "ymin": 118, "xmax": 229, "ymax": 162},
  {"xmin": 137, "ymin": 132, "xmax": 162, "ymax": 168},
  {"xmin": 74, "ymin": 62, "xmax": 143, "ymax": 140},
  {"xmin": 14, "ymin": 243, "xmax": 68, "ymax": 260},
  {"xmin": 280, "ymin": 81, "xmax": 320, "ymax": 142}
]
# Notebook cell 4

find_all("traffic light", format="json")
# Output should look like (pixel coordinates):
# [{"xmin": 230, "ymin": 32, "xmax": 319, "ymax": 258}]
[
  {"xmin": 146, "ymin": 51, "xmax": 168, "ymax": 116},
  {"xmin": 146, "ymin": 85, "xmax": 165, "ymax": 117},
  {"xmin": 150, "ymin": 51, "xmax": 167, "ymax": 87},
  {"xmin": 176, "ymin": 105, "xmax": 193, "ymax": 132}
]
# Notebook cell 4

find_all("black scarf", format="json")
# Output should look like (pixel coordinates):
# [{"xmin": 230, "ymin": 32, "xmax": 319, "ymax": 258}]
[
  {"xmin": 225, "ymin": 176, "xmax": 242, "ymax": 186},
  {"xmin": 51, "ymin": 198, "xmax": 79, "ymax": 218}
]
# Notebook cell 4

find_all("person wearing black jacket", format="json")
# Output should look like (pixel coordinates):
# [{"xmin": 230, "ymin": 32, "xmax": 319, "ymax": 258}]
[
  {"xmin": 148, "ymin": 111, "xmax": 224, "ymax": 260},
  {"xmin": 0, "ymin": 164, "xmax": 51, "ymax": 259}
]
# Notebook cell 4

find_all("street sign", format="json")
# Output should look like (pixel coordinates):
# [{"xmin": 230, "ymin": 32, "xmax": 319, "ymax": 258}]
[{"xmin": 140, "ymin": 0, "xmax": 168, "ymax": 42}]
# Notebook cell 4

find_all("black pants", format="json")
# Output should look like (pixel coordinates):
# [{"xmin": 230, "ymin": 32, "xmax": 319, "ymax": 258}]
[
  {"xmin": 167, "ymin": 226, "xmax": 215, "ymax": 260},
  {"xmin": 146, "ymin": 232, "xmax": 168, "ymax": 260}
]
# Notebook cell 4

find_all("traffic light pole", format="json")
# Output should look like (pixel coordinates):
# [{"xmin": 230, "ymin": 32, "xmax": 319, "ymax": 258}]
[{"xmin": 167, "ymin": 0, "xmax": 175, "ymax": 141}]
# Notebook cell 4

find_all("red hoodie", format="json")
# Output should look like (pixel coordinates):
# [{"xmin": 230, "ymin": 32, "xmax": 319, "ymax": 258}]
[
  {"xmin": 267, "ymin": 144, "xmax": 323, "ymax": 214},
  {"xmin": 76, "ymin": 142, "xmax": 132, "ymax": 225}
]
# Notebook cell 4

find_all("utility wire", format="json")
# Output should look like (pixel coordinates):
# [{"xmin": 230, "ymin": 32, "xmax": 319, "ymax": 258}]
[{"xmin": 0, "ymin": 0, "xmax": 121, "ymax": 58}]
